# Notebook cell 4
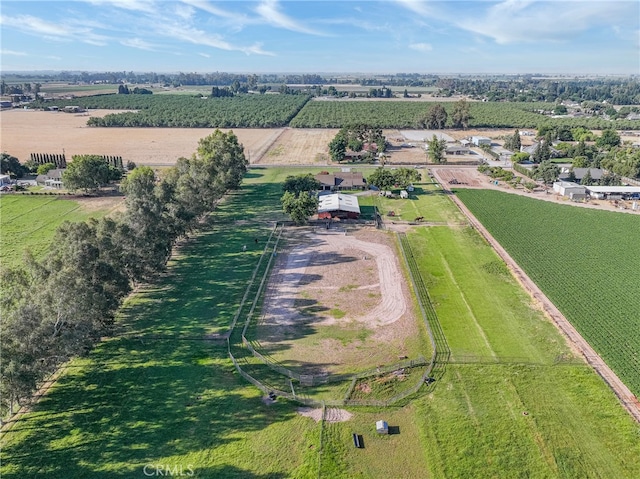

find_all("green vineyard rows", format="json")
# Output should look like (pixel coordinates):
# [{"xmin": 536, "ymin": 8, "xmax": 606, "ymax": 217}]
[{"xmin": 455, "ymin": 189, "xmax": 640, "ymax": 396}]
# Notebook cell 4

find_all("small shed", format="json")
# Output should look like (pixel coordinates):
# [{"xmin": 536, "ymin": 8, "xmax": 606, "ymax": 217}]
[
  {"xmin": 400, "ymin": 190, "xmax": 408, "ymax": 199},
  {"xmin": 471, "ymin": 136, "xmax": 491, "ymax": 147},
  {"xmin": 376, "ymin": 420, "xmax": 388, "ymax": 434}
]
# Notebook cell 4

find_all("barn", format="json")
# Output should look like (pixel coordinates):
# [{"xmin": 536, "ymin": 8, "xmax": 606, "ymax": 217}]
[{"xmin": 317, "ymin": 193, "xmax": 360, "ymax": 219}]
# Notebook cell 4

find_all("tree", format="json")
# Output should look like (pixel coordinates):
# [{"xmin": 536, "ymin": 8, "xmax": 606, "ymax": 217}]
[
  {"xmin": 118, "ymin": 84, "xmax": 130, "ymax": 94},
  {"xmin": 36, "ymin": 163, "xmax": 56, "ymax": 176},
  {"xmin": 419, "ymin": 104, "xmax": 448, "ymax": 129},
  {"xmin": 328, "ymin": 133, "xmax": 347, "ymax": 162},
  {"xmin": 504, "ymin": 130, "xmax": 521, "ymax": 152},
  {"xmin": 63, "ymin": 155, "xmax": 121, "ymax": 193},
  {"xmin": 195, "ymin": 129, "xmax": 247, "ymax": 202},
  {"xmin": 283, "ymin": 174, "xmax": 320, "ymax": 195},
  {"xmin": 580, "ymin": 169, "xmax": 593, "ymax": 185},
  {"xmin": 392, "ymin": 168, "xmax": 421, "ymax": 188},
  {"xmin": 281, "ymin": 191, "xmax": 318, "ymax": 225},
  {"xmin": 451, "ymin": 99, "xmax": 470, "ymax": 129},
  {"xmin": 534, "ymin": 160, "xmax": 559, "ymax": 185},
  {"xmin": 511, "ymin": 152, "xmax": 530, "ymax": 163},
  {"xmin": 0, "ymin": 153, "xmax": 28, "ymax": 178},
  {"xmin": 596, "ymin": 129, "xmax": 621, "ymax": 149},
  {"xmin": 367, "ymin": 167, "xmax": 396, "ymax": 190},
  {"xmin": 426, "ymin": 135, "xmax": 447, "ymax": 164}
]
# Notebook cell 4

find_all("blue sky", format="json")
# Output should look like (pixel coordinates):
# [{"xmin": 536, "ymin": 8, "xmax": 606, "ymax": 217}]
[{"xmin": 1, "ymin": 1, "xmax": 639, "ymax": 74}]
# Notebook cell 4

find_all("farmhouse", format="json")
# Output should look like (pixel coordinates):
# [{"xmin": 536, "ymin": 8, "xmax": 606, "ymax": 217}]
[
  {"xmin": 317, "ymin": 193, "xmax": 360, "ymax": 219},
  {"xmin": 315, "ymin": 171, "xmax": 366, "ymax": 191},
  {"xmin": 560, "ymin": 168, "xmax": 604, "ymax": 182},
  {"xmin": 36, "ymin": 168, "xmax": 65, "ymax": 189}
]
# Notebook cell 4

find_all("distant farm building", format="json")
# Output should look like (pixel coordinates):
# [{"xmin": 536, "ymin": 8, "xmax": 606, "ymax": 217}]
[
  {"xmin": 552, "ymin": 181, "xmax": 587, "ymax": 200},
  {"xmin": 317, "ymin": 193, "xmax": 360, "ymax": 219},
  {"xmin": 585, "ymin": 186, "xmax": 640, "ymax": 200},
  {"xmin": 471, "ymin": 136, "xmax": 491, "ymax": 146},
  {"xmin": 521, "ymin": 142, "xmax": 562, "ymax": 158},
  {"xmin": 315, "ymin": 171, "xmax": 366, "ymax": 191},
  {"xmin": 0, "ymin": 174, "xmax": 11, "ymax": 185}
]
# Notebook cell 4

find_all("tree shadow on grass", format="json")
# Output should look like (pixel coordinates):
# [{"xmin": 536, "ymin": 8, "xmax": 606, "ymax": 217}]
[{"xmin": 1, "ymin": 343, "xmax": 302, "ymax": 479}]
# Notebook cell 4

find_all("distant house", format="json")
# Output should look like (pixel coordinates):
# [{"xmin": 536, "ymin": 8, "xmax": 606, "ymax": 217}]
[
  {"xmin": 317, "ymin": 193, "xmax": 360, "ymax": 219},
  {"xmin": 0, "ymin": 174, "xmax": 11, "ymax": 185},
  {"xmin": 0, "ymin": 101, "xmax": 12, "ymax": 109},
  {"xmin": 560, "ymin": 168, "xmax": 604, "ymax": 182},
  {"xmin": 446, "ymin": 145, "xmax": 470, "ymax": 155},
  {"xmin": 521, "ymin": 142, "xmax": 562, "ymax": 158},
  {"xmin": 315, "ymin": 171, "xmax": 366, "ymax": 191},
  {"xmin": 36, "ymin": 168, "xmax": 66, "ymax": 189}
]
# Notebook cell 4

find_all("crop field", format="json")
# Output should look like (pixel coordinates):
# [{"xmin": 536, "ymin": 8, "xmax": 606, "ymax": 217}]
[
  {"xmin": 0, "ymin": 195, "xmax": 122, "ymax": 269},
  {"xmin": 34, "ymin": 94, "xmax": 311, "ymax": 128},
  {"xmin": 2, "ymin": 168, "xmax": 640, "ymax": 478},
  {"xmin": 455, "ymin": 189, "xmax": 640, "ymax": 397},
  {"xmin": 0, "ymin": 109, "xmax": 282, "ymax": 166},
  {"xmin": 290, "ymin": 99, "xmax": 640, "ymax": 130}
]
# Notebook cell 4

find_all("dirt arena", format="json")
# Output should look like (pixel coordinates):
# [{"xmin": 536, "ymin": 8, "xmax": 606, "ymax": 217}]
[{"xmin": 256, "ymin": 227, "xmax": 420, "ymax": 376}]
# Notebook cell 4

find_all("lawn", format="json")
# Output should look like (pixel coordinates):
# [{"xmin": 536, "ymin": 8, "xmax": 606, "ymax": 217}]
[
  {"xmin": 2, "ymin": 171, "xmax": 640, "ymax": 479},
  {"xmin": 455, "ymin": 189, "xmax": 640, "ymax": 397},
  {"xmin": 0, "ymin": 195, "xmax": 115, "ymax": 269}
]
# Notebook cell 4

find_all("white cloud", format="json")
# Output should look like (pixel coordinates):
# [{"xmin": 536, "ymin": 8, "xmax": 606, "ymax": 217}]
[
  {"xmin": 198, "ymin": 52, "xmax": 211, "ymax": 58},
  {"xmin": 409, "ymin": 42, "xmax": 433, "ymax": 52},
  {"xmin": 255, "ymin": 0, "xmax": 324, "ymax": 35},
  {"xmin": 85, "ymin": 0, "xmax": 156, "ymax": 14},
  {"xmin": 456, "ymin": 1, "xmax": 635, "ymax": 44},
  {"xmin": 120, "ymin": 38, "xmax": 156, "ymax": 50},
  {"xmin": 0, "ymin": 13, "xmax": 109, "ymax": 45},
  {"xmin": 1, "ymin": 49, "xmax": 28, "ymax": 56},
  {"xmin": 180, "ymin": 0, "xmax": 239, "ymax": 19}
]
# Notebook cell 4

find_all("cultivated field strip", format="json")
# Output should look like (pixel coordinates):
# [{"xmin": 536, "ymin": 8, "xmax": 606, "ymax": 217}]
[{"xmin": 455, "ymin": 189, "xmax": 640, "ymax": 421}]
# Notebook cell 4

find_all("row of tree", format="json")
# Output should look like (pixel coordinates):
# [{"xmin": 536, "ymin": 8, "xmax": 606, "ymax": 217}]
[{"xmin": 0, "ymin": 130, "xmax": 248, "ymax": 419}]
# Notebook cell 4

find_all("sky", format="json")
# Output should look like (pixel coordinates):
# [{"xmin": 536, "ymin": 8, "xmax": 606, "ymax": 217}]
[{"xmin": 1, "ymin": 0, "xmax": 639, "ymax": 75}]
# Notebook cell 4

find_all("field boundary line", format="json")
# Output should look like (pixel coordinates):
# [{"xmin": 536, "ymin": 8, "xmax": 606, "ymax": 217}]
[{"xmin": 449, "ymin": 191, "xmax": 640, "ymax": 423}]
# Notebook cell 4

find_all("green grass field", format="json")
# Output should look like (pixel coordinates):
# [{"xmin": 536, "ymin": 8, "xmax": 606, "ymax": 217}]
[
  {"xmin": 2, "ymin": 171, "xmax": 640, "ymax": 478},
  {"xmin": 455, "ymin": 189, "xmax": 640, "ymax": 397},
  {"xmin": 0, "ymin": 196, "xmax": 116, "ymax": 269},
  {"xmin": 358, "ymin": 181, "xmax": 466, "ymax": 223}
]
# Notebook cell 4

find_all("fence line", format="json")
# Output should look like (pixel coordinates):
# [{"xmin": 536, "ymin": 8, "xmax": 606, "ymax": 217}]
[{"xmin": 226, "ymin": 225, "xmax": 449, "ymax": 408}]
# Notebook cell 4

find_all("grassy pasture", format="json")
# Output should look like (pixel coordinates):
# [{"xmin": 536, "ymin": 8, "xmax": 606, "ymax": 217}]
[
  {"xmin": 358, "ymin": 181, "xmax": 466, "ymax": 223},
  {"xmin": 455, "ymin": 189, "xmax": 640, "ymax": 397},
  {"xmin": 0, "ymin": 195, "xmax": 116, "ymax": 269},
  {"xmin": 2, "ymin": 169, "xmax": 640, "ymax": 478}
]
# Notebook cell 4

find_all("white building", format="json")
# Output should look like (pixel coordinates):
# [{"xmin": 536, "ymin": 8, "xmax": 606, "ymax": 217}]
[
  {"xmin": 471, "ymin": 136, "xmax": 491, "ymax": 146},
  {"xmin": 585, "ymin": 186, "xmax": 640, "ymax": 200},
  {"xmin": 317, "ymin": 193, "xmax": 361, "ymax": 219},
  {"xmin": 553, "ymin": 181, "xmax": 587, "ymax": 199}
]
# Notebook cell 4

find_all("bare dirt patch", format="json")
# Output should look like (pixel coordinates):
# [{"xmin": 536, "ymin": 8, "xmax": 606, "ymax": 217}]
[
  {"xmin": 0, "ymin": 109, "xmax": 281, "ymax": 166},
  {"xmin": 74, "ymin": 195, "xmax": 126, "ymax": 214},
  {"xmin": 297, "ymin": 407, "xmax": 353, "ymax": 423},
  {"xmin": 256, "ymin": 227, "xmax": 419, "ymax": 375},
  {"xmin": 257, "ymin": 128, "xmax": 337, "ymax": 165}
]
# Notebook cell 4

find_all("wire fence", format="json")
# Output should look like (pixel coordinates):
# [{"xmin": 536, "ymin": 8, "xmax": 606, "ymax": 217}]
[{"xmin": 227, "ymin": 225, "xmax": 449, "ymax": 408}]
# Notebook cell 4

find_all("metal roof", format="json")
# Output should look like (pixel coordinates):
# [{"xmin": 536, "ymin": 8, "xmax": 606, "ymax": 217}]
[
  {"xmin": 585, "ymin": 186, "xmax": 640, "ymax": 193},
  {"xmin": 317, "ymin": 193, "xmax": 361, "ymax": 214}
]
